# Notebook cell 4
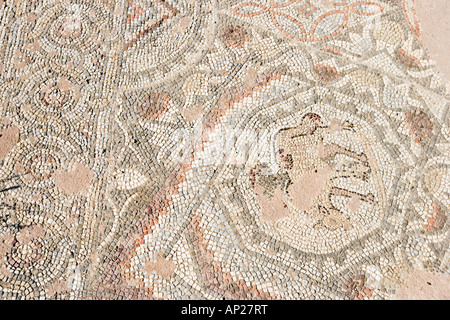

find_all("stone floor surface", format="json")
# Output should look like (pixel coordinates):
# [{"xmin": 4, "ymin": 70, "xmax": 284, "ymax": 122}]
[{"xmin": 0, "ymin": 0, "xmax": 448, "ymax": 300}]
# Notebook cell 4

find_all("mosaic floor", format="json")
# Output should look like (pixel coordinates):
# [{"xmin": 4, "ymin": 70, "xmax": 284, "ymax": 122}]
[{"xmin": 0, "ymin": 0, "xmax": 449, "ymax": 300}]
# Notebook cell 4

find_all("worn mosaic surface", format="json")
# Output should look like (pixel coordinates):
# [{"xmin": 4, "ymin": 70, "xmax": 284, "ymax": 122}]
[{"xmin": 0, "ymin": 0, "xmax": 449, "ymax": 300}]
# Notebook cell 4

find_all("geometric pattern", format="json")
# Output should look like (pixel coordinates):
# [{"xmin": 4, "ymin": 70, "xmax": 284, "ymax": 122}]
[{"xmin": 0, "ymin": 0, "xmax": 448, "ymax": 299}]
